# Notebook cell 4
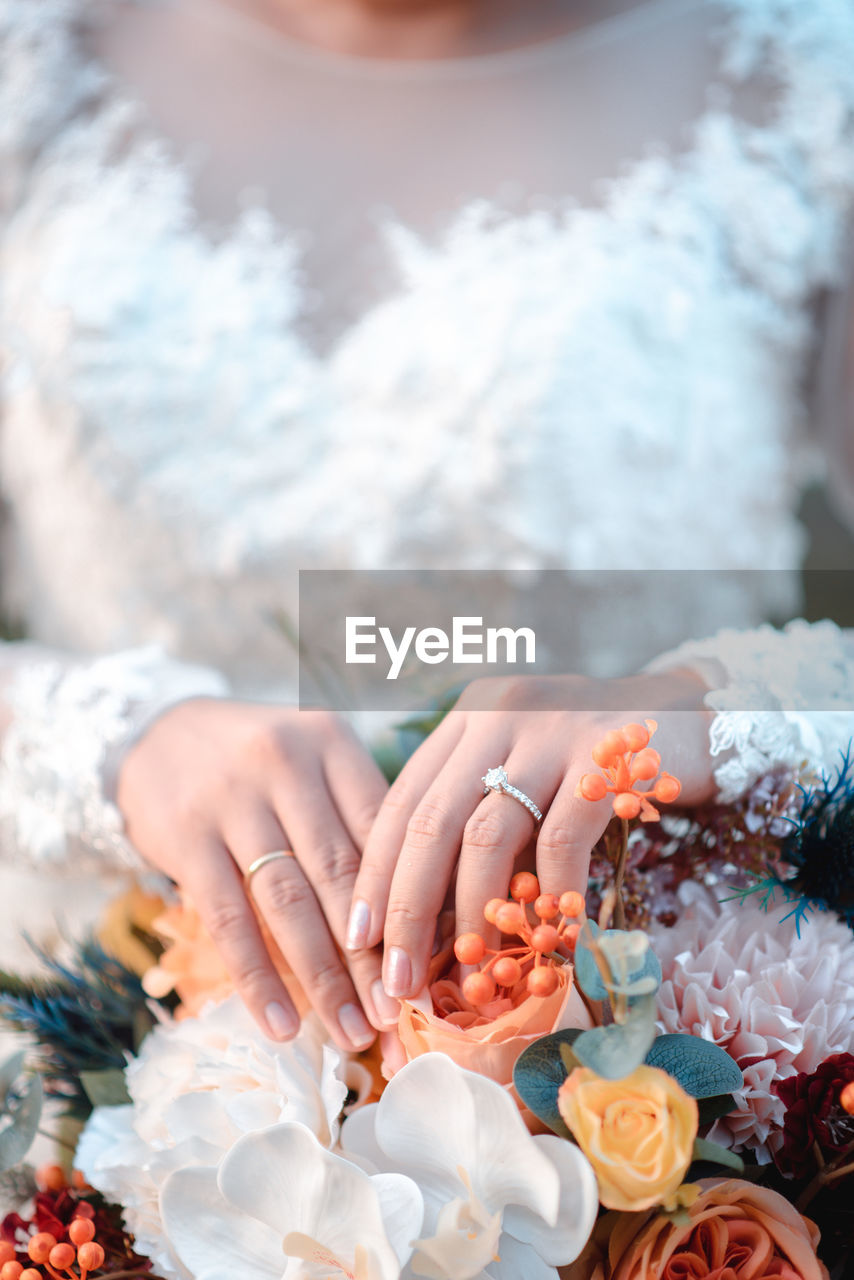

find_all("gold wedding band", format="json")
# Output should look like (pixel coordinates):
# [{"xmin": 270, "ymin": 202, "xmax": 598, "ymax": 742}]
[{"xmin": 245, "ymin": 850, "xmax": 292, "ymax": 885}]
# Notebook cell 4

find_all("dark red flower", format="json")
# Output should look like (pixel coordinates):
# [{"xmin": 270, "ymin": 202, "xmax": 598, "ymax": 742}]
[{"xmin": 776, "ymin": 1052, "xmax": 854, "ymax": 1179}]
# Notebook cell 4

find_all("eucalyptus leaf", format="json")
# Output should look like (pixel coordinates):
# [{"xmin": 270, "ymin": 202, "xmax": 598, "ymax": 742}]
[
  {"xmin": 574, "ymin": 922, "xmax": 662, "ymax": 1003},
  {"xmin": 690, "ymin": 1137, "xmax": 744, "ymax": 1174},
  {"xmin": 80, "ymin": 1068, "xmax": 131, "ymax": 1108},
  {"xmin": 0, "ymin": 1065, "xmax": 43, "ymax": 1172},
  {"xmin": 0, "ymin": 1052, "xmax": 27, "ymax": 1104},
  {"xmin": 645, "ymin": 1034, "xmax": 743, "ymax": 1099},
  {"xmin": 512, "ymin": 1030, "xmax": 583, "ymax": 1138},
  {"xmin": 571, "ymin": 993, "xmax": 658, "ymax": 1079}
]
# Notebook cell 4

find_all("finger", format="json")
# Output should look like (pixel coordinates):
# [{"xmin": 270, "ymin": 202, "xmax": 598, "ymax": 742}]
[
  {"xmin": 381, "ymin": 729, "xmax": 514, "ymax": 998},
  {"xmin": 348, "ymin": 712, "xmax": 465, "ymax": 953},
  {"xmin": 179, "ymin": 833, "xmax": 301, "ymax": 1042},
  {"xmin": 536, "ymin": 771, "xmax": 613, "ymax": 899},
  {"xmin": 236, "ymin": 822, "xmax": 377, "ymax": 1054},
  {"xmin": 263, "ymin": 768, "xmax": 396, "ymax": 1029},
  {"xmin": 454, "ymin": 751, "xmax": 562, "ymax": 940},
  {"xmin": 322, "ymin": 723, "xmax": 389, "ymax": 852}
]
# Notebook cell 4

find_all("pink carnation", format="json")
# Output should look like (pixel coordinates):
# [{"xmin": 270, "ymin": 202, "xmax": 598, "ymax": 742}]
[{"xmin": 651, "ymin": 883, "xmax": 854, "ymax": 1162}]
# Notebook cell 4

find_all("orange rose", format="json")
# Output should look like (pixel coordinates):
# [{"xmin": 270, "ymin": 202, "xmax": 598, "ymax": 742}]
[
  {"xmin": 558, "ymin": 1064, "xmax": 697, "ymax": 1211},
  {"xmin": 396, "ymin": 959, "xmax": 592, "ymax": 1110},
  {"xmin": 142, "ymin": 898, "xmax": 309, "ymax": 1020},
  {"xmin": 567, "ymin": 1179, "xmax": 829, "ymax": 1280}
]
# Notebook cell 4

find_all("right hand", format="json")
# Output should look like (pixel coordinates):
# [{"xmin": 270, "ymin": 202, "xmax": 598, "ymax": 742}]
[{"xmin": 117, "ymin": 698, "xmax": 398, "ymax": 1050}]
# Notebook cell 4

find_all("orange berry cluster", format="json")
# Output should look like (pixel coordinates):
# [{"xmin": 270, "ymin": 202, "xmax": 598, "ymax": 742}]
[
  {"xmin": 576, "ymin": 719, "xmax": 681, "ymax": 822},
  {"xmin": 454, "ymin": 871, "xmax": 585, "ymax": 1007},
  {"xmin": 0, "ymin": 1201, "xmax": 105, "ymax": 1280}
]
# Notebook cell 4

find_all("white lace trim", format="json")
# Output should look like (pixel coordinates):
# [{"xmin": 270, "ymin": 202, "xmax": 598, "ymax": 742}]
[
  {"xmin": 648, "ymin": 619, "xmax": 854, "ymax": 801},
  {"xmin": 0, "ymin": 644, "xmax": 228, "ymax": 869}
]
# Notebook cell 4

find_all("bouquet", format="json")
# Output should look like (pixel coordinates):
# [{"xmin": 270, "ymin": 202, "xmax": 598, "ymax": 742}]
[{"xmin": 1, "ymin": 725, "xmax": 853, "ymax": 1279}]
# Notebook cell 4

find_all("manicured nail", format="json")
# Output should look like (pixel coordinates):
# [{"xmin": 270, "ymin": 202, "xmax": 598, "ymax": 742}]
[
  {"xmin": 338, "ymin": 1002, "xmax": 375, "ymax": 1050},
  {"xmin": 346, "ymin": 899, "xmax": 371, "ymax": 951},
  {"xmin": 371, "ymin": 979, "xmax": 400, "ymax": 1026},
  {"xmin": 265, "ymin": 1000, "xmax": 298, "ymax": 1040},
  {"xmin": 384, "ymin": 947, "xmax": 412, "ymax": 998}
]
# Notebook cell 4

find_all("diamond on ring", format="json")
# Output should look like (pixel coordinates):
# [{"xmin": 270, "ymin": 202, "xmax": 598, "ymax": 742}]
[{"xmin": 482, "ymin": 765, "xmax": 543, "ymax": 823}]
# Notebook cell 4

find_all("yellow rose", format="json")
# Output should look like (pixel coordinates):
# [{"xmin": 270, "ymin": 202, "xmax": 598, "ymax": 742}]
[{"xmin": 557, "ymin": 1064, "xmax": 698, "ymax": 1212}]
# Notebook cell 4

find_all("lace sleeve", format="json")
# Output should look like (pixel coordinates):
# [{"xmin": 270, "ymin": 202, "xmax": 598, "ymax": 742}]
[
  {"xmin": 0, "ymin": 643, "xmax": 229, "ymax": 871},
  {"xmin": 646, "ymin": 619, "xmax": 854, "ymax": 801}
]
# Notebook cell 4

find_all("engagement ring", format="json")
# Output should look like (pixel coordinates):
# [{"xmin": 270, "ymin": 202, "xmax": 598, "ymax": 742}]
[{"xmin": 482, "ymin": 766, "xmax": 543, "ymax": 823}]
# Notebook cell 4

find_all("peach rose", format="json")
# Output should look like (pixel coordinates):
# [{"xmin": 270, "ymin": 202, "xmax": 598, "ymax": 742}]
[
  {"xmin": 142, "ymin": 897, "xmax": 310, "ymax": 1020},
  {"xmin": 396, "ymin": 959, "xmax": 592, "ymax": 1105},
  {"xmin": 567, "ymin": 1179, "xmax": 829, "ymax": 1280},
  {"xmin": 558, "ymin": 1064, "xmax": 697, "ymax": 1211}
]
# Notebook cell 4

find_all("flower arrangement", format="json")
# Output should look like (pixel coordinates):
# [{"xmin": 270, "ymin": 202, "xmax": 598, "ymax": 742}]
[{"xmin": 1, "ymin": 729, "xmax": 853, "ymax": 1278}]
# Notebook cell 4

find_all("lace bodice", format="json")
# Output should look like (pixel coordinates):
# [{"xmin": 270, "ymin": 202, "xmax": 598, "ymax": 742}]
[
  {"xmin": 2, "ymin": 0, "xmax": 853, "ymax": 687},
  {"xmin": 1, "ymin": 0, "xmax": 854, "ymax": 878}
]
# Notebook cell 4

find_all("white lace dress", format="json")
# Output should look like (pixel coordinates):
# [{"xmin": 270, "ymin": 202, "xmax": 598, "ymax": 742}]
[{"xmin": 0, "ymin": 0, "xmax": 854, "ymax": 932}]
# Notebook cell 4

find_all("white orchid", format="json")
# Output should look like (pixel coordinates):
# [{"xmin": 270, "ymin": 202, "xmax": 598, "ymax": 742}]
[
  {"xmin": 160, "ymin": 1121, "xmax": 424, "ymax": 1280},
  {"xmin": 340, "ymin": 1053, "xmax": 599, "ymax": 1280}
]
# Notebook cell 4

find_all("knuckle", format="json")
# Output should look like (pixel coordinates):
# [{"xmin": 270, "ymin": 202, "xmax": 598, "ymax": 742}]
[
  {"xmin": 349, "ymin": 799, "xmax": 383, "ymax": 843},
  {"xmin": 386, "ymin": 900, "xmax": 431, "ymax": 932},
  {"xmin": 302, "ymin": 953, "xmax": 347, "ymax": 997},
  {"xmin": 456, "ymin": 677, "xmax": 499, "ymax": 710},
  {"xmin": 244, "ymin": 721, "xmax": 287, "ymax": 768},
  {"xmin": 206, "ymin": 898, "xmax": 250, "ymax": 942},
  {"xmin": 382, "ymin": 774, "xmax": 416, "ymax": 816},
  {"xmin": 463, "ymin": 809, "xmax": 507, "ymax": 852},
  {"xmin": 312, "ymin": 839, "xmax": 360, "ymax": 889},
  {"xmin": 262, "ymin": 873, "xmax": 309, "ymax": 917},
  {"xmin": 232, "ymin": 958, "xmax": 274, "ymax": 994},
  {"xmin": 405, "ymin": 798, "xmax": 452, "ymax": 848},
  {"xmin": 538, "ymin": 824, "xmax": 584, "ymax": 860},
  {"xmin": 305, "ymin": 708, "xmax": 340, "ymax": 739}
]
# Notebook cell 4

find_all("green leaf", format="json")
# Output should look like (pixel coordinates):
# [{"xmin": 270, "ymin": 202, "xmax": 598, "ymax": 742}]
[
  {"xmin": 0, "ymin": 1064, "xmax": 43, "ymax": 1172},
  {"xmin": 80, "ymin": 1069, "xmax": 131, "ymax": 1108},
  {"xmin": 690, "ymin": 1137, "xmax": 744, "ymax": 1174},
  {"xmin": 645, "ymin": 1034, "xmax": 742, "ymax": 1099},
  {"xmin": 571, "ymin": 993, "xmax": 658, "ymax": 1079},
  {"xmin": 512, "ymin": 1030, "xmax": 582, "ymax": 1138}
]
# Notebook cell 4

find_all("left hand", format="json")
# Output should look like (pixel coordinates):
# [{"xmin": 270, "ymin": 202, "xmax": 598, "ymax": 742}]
[{"xmin": 346, "ymin": 668, "xmax": 716, "ymax": 1001}]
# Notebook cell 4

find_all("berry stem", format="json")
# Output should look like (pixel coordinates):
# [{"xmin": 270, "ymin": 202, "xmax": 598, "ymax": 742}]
[
  {"xmin": 796, "ymin": 1137, "xmax": 854, "ymax": 1211},
  {"xmin": 612, "ymin": 817, "xmax": 629, "ymax": 930}
]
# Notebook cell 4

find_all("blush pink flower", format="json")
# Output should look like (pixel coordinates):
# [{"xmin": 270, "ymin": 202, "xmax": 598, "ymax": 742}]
[{"xmin": 651, "ymin": 882, "xmax": 854, "ymax": 1162}]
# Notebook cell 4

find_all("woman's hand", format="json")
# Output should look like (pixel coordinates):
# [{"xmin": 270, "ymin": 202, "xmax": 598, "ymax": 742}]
[
  {"xmin": 117, "ymin": 699, "xmax": 399, "ymax": 1049},
  {"xmin": 346, "ymin": 668, "xmax": 715, "ymax": 1001}
]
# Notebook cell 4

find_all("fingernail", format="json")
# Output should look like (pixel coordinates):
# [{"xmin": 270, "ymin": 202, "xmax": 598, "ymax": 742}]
[
  {"xmin": 371, "ymin": 979, "xmax": 400, "ymax": 1026},
  {"xmin": 338, "ymin": 1002, "xmax": 375, "ymax": 1050},
  {"xmin": 346, "ymin": 899, "xmax": 371, "ymax": 951},
  {"xmin": 265, "ymin": 1001, "xmax": 298, "ymax": 1040},
  {"xmin": 384, "ymin": 947, "xmax": 411, "ymax": 998}
]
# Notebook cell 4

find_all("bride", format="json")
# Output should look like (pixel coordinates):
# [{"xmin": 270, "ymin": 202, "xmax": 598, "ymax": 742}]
[{"xmin": 1, "ymin": 0, "xmax": 854, "ymax": 1056}]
